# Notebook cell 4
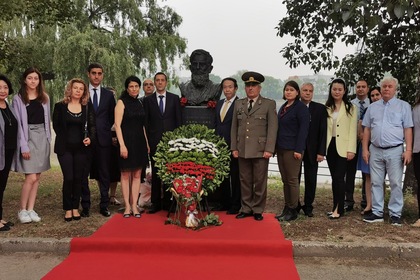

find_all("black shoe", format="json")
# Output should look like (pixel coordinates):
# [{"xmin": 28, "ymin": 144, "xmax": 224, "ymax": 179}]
[
  {"xmin": 304, "ymin": 209, "xmax": 314, "ymax": 217},
  {"xmin": 275, "ymin": 206, "xmax": 288, "ymax": 219},
  {"xmin": 254, "ymin": 213, "xmax": 264, "ymax": 221},
  {"xmin": 344, "ymin": 204, "xmax": 354, "ymax": 212},
  {"xmin": 147, "ymin": 206, "xmax": 161, "ymax": 214},
  {"xmin": 1, "ymin": 221, "xmax": 14, "ymax": 227},
  {"xmin": 236, "ymin": 212, "xmax": 253, "ymax": 219},
  {"xmin": 72, "ymin": 215, "xmax": 81, "ymax": 221},
  {"xmin": 226, "ymin": 209, "xmax": 239, "ymax": 215},
  {"xmin": 64, "ymin": 217, "xmax": 72, "ymax": 222},
  {"xmin": 80, "ymin": 209, "xmax": 90, "ymax": 217},
  {"xmin": 0, "ymin": 224, "xmax": 10, "ymax": 231},
  {"xmin": 100, "ymin": 208, "xmax": 111, "ymax": 217},
  {"xmin": 281, "ymin": 208, "xmax": 298, "ymax": 222}
]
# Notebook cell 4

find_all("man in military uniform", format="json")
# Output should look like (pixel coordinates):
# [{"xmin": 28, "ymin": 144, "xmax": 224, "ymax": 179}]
[{"xmin": 230, "ymin": 71, "xmax": 278, "ymax": 221}]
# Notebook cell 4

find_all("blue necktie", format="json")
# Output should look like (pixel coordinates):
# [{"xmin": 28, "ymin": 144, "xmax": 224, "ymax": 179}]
[
  {"xmin": 159, "ymin": 95, "xmax": 164, "ymax": 114},
  {"xmin": 93, "ymin": 88, "xmax": 98, "ymax": 112}
]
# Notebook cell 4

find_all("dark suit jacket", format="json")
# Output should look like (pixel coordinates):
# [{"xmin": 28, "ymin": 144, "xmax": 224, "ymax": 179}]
[
  {"xmin": 90, "ymin": 87, "xmax": 115, "ymax": 147},
  {"xmin": 52, "ymin": 102, "xmax": 96, "ymax": 155},
  {"xmin": 215, "ymin": 96, "xmax": 238, "ymax": 148},
  {"xmin": 144, "ymin": 92, "xmax": 182, "ymax": 152},
  {"xmin": 305, "ymin": 101, "xmax": 327, "ymax": 163}
]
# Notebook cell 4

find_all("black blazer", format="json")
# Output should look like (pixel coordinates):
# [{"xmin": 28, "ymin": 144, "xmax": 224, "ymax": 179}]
[
  {"xmin": 90, "ymin": 87, "xmax": 115, "ymax": 147},
  {"xmin": 215, "ymin": 96, "xmax": 238, "ymax": 149},
  {"xmin": 306, "ymin": 101, "xmax": 327, "ymax": 163},
  {"xmin": 143, "ymin": 92, "xmax": 182, "ymax": 152},
  {"xmin": 52, "ymin": 102, "xmax": 96, "ymax": 155}
]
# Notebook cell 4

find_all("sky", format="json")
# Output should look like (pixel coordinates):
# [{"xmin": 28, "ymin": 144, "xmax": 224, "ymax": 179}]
[{"xmin": 162, "ymin": 0, "xmax": 355, "ymax": 80}]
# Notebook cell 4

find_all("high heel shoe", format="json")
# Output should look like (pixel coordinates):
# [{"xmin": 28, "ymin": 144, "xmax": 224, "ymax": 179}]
[
  {"xmin": 72, "ymin": 210, "xmax": 81, "ymax": 220},
  {"xmin": 64, "ymin": 216, "xmax": 72, "ymax": 222},
  {"xmin": 328, "ymin": 214, "xmax": 341, "ymax": 219},
  {"xmin": 110, "ymin": 196, "xmax": 122, "ymax": 206}
]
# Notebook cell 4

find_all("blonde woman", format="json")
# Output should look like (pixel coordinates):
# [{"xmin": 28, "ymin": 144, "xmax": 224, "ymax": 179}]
[{"xmin": 53, "ymin": 78, "xmax": 96, "ymax": 221}]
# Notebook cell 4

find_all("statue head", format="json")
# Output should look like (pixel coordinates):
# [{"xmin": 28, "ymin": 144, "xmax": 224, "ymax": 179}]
[{"xmin": 189, "ymin": 49, "xmax": 213, "ymax": 87}]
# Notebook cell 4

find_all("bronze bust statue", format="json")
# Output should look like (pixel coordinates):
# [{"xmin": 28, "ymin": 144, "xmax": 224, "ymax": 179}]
[{"xmin": 179, "ymin": 49, "xmax": 222, "ymax": 106}]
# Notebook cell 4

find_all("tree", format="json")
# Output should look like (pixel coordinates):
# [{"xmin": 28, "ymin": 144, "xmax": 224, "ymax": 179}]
[
  {"xmin": 276, "ymin": 0, "xmax": 420, "ymax": 192},
  {"xmin": 0, "ymin": 0, "xmax": 187, "ymax": 102},
  {"xmin": 276, "ymin": 0, "xmax": 420, "ymax": 103}
]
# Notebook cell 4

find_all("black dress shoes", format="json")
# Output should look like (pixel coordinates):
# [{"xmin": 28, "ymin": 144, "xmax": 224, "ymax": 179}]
[
  {"xmin": 80, "ymin": 208, "xmax": 90, "ymax": 217},
  {"xmin": 344, "ymin": 204, "xmax": 354, "ymax": 212},
  {"xmin": 235, "ymin": 212, "xmax": 253, "ymax": 219},
  {"xmin": 100, "ymin": 208, "xmax": 111, "ymax": 217},
  {"xmin": 147, "ymin": 206, "xmax": 161, "ymax": 214},
  {"xmin": 275, "ymin": 206, "xmax": 288, "ymax": 220},
  {"xmin": 254, "ymin": 213, "xmax": 263, "ymax": 221},
  {"xmin": 281, "ymin": 208, "xmax": 298, "ymax": 222},
  {"xmin": 303, "ymin": 209, "xmax": 314, "ymax": 217}
]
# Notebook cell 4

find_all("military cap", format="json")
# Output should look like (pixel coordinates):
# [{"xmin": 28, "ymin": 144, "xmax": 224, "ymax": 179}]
[{"xmin": 241, "ymin": 71, "xmax": 265, "ymax": 84}]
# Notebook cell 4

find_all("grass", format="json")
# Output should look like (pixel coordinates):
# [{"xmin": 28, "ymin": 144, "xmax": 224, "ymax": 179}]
[{"xmin": 1, "ymin": 168, "xmax": 419, "ymax": 242}]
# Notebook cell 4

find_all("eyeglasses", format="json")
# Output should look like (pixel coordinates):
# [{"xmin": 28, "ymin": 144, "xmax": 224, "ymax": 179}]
[{"xmin": 143, "ymin": 83, "xmax": 154, "ymax": 86}]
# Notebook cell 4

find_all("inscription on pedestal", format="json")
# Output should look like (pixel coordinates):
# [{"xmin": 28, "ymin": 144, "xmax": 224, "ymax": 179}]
[{"xmin": 182, "ymin": 106, "xmax": 216, "ymax": 129}]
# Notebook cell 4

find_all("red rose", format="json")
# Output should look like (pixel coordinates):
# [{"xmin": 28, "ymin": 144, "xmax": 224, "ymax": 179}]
[
  {"xmin": 207, "ymin": 100, "xmax": 216, "ymax": 108},
  {"xmin": 180, "ymin": 97, "xmax": 188, "ymax": 107}
]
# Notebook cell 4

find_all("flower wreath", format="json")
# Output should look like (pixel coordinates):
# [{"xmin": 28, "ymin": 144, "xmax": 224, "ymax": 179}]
[{"xmin": 154, "ymin": 124, "xmax": 231, "ymax": 228}]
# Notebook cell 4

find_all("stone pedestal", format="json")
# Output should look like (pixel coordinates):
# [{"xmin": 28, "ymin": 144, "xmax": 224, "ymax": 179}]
[{"xmin": 182, "ymin": 106, "xmax": 216, "ymax": 129}]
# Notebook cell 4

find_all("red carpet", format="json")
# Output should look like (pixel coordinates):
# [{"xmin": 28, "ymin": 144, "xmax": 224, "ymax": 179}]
[{"xmin": 43, "ymin": 212, "xmax": 299, "ymax": 279}]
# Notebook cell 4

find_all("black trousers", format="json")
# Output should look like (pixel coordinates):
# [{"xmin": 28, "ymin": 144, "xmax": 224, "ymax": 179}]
[
  {"xmin": 81, "ymin": 145, "xmax": 111, "ymax": 210},
  {"xmin": 344, "ymin": 142, "xmax": 359, "ymax": 205},
  {"xmin": 0, "ymin": 148, "xmax": 15, "ymax": 220},
  {"xmin": 302, "ymin": 151, "xmax": 318, "ymax": 211},
  {"xmin": 209, "ymin": 155, "xmax": 241, "ymax": 211},
  {"xmin": 150, "ymin": 152, "xmax": 171, "ymax": 209},
  {"xmin": 58, "ymin": 147, "xmax": 89, "ymax": 210},
  {"xmin": 413, "ymin": 152, "xmax": 420, "ymax": 218},
  {"xmin": 326, "ymin": 138, "xmax": 347, "ymax": 215}
]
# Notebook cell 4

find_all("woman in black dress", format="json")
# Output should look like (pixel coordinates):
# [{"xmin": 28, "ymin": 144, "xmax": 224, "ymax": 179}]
[{"xmin": 115, "ymin": 76, "xmax": 149, "ymax": 218}]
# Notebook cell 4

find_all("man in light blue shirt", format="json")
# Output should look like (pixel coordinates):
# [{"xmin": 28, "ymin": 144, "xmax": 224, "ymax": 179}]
[{"xmin": 362, "ymin": 76, "xmax": 413, "ymax": 226}]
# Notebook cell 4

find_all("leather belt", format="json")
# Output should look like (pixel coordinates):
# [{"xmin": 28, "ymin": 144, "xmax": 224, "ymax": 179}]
[{"xmin": 372, "ymin": 143, "xmax": 403, "ymax": 150}]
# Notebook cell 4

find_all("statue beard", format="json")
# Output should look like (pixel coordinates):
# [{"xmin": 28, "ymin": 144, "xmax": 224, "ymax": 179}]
[{"xmin": 191, "ymin": 73, "xmax": 210, "ymax": 87}]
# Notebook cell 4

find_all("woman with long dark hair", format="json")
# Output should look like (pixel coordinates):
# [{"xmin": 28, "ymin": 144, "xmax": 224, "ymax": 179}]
[
  {"xmin": 12, "ymin": 67, "xmax": 51, "ymax": 224},
  {"xmin": 0, "ymin": 74, "xmax": 19, "ymax": 231},
  {"xmin": 53, "ymin": 78, "xmax": 96, "ymax": 221},
  {"xmin": 325, "ymin": 78, "xmax": 357, "ymax": 219}
]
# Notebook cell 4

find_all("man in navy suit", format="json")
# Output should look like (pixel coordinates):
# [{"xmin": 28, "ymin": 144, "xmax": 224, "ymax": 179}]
[
  {"xmin": 299, "ymin": 83, "xmax": 327, "ymax": 217},
  {"xmin": 214, "ymin": 77, "xmax": 241, "ymax": 214},
  {"xmin": 144, "ymin": 72, "xmax": 182, "ymax": 213},
  {"xmin": 81, "ymin": 63, "xmax": 116, "ymax": 217}
]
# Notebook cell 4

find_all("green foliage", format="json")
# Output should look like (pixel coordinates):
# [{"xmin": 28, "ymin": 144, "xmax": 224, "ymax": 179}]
[
  {"xmin": 0, "ymin": 0, "xmax": 187, "ymax": 103},
  {"xmin": 154, "ymin": 124, "xmax": 231, "ymax": 195},
  {"xmin": 277, "ymin": 0, "xmax": 420, "ymax": 103}
]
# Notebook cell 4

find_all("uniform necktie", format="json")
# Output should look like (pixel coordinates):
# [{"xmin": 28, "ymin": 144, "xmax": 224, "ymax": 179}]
[
  {"xmin": 220, "ymin": 99, "xmax": 230, "ymax": 122},
  {"xmin": 248, "ymin": 99, "xmax": 253, "ymax": 113},
  {"xmin": 159, "ymin": 95, "xmax": 164, "ymax": 114},
  {"xmin": 93, "ymin": 88, "xmax": 98, "ymax": 112}
]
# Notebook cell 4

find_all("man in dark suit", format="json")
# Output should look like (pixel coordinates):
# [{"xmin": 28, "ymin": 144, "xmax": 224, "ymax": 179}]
[
  {"xmin": 231, "ymin": 72, "xmax": 277, "ymax": 221},
  {"xmin": 144, "ymin": 72, "xmax": 182, "ymax": 213},
  {"xmin": 81, "ymin": 63, "xmax": 116, "ymax": 217},
  {"xmin": 214, "ymin": 77, "xmax": 241, "ymax": 214},
  {"xmin": 299, "ymin": 82, "xmax": 327, "ymax": 217}
]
